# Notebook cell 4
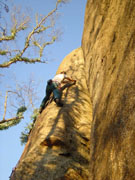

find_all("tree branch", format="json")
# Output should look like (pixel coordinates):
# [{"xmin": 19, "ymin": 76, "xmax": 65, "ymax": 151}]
[
  {"xmin": 0, "ymin": 115, "xmax": 24, "ymax": 130},
  {"xmin": 0, "ymin": 56, "xmax": 46, "ymax": 68},
  {"xmin": 0, "ymin": 116, "xmax": 24, "ymax": 124},
  {"xmin": 19, "ymin": 1, "xmax": 59, "ymax": 57},
  {"xmin": 0, "ymin": 12, "xmax": 29, "ymax": 42},
  {"xmin": 0, "ymin": 25, "xmax": 27, "ymax": 42},
  {"xmin": 3, "ymin": 90, "xmax": 8, "ymax": 120},
  {"xmin": 0, "ymin": 0, "xmax": 69, "ymax": 68}
]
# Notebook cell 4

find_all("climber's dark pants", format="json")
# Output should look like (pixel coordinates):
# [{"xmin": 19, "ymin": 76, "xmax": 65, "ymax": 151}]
[
  {"xmin": 54, "ymin": 98, "xmax": 63, "ymax": 107},
  {"xmin": 53, "ymin": 82, "xmax": 75, "ymax": 106},
  {"xmin": 40, "ymin": 90, "xmax": 52, "ymax": 110},
  {"xmin": 53, "ymin": 88, "xmax": 63, "ymax": 106},
  {"xmin": 40, "ymin": 82, "xmax": 75, "ymax": 110}
]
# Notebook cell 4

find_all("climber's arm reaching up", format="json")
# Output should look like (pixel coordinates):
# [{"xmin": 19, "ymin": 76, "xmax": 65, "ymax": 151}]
[{"xmin": 62, "ymin": 76, "xmax": 76, "ymax": 84}]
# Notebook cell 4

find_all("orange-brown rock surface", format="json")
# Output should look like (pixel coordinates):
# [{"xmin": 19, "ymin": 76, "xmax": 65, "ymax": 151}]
[
  {"xmin": 82, "ymin": 0, "xmax": 135, "ymax": 179},
  {"xmin": 11, "ymin": 0, "xmax": 135, "ymax": 179},
  {"xmin": 11, "ymin": 48, "xmax": 92, "ymax": 180}
]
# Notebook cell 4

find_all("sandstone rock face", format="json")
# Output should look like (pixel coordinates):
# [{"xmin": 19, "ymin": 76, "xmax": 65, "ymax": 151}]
[
  {"xmin": 82, "ymin": 0, "xmax": 135, "ymax": 179},
  {"xmin": 11, "ymin": 48, "xmax": 92, "ymax": 180},
  {"xmin": 11, "ymin": 0, "xmax": 135, "ymax": 179}
]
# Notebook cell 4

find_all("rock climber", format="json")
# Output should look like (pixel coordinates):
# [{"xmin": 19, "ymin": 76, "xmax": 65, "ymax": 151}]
[
  {"xmin": 53, "ymin": 71, "xmax": 76, "ymax": 88},
  {"xmin": 39, "ymin": 72, "xmax": 76, "ymax": 113},
  {"xmin": 39, "ymin": 79, "xmax": 58, "ymax": 113}
]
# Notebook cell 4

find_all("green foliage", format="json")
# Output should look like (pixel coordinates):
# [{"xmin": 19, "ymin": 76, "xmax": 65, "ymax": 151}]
[
  {"xmin": 16, "ymin": 106, "xmax": 27, "ymax": 116},
  {"xmin": 0, "ymin": 50, "xmax": 7, "ymax": 55},
  {"xmin": 0, "ymin": 106, "xmax": 27, "ymax": 130},
  {"xmin": 31, "ymin": 108, "xmax": 39, "ymax": 122},
  {"xmin": 20, "ymin": 122, "xmax": 33, "ymax": 145},
  {"xmin": 0, "ymin": 118, "xmax": 22, "ymax": 130},
  {"xmin": 52, "ymin": 36, "xmax": 57, "ymax": 41},
  {"xmin": 20, "ymin": 108, "xmax": 39, "ymax": 145}
]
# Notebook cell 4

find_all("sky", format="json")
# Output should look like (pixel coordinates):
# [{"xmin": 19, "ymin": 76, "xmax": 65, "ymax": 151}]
[{"xmin": 0, "ymin": 0, "xmax": 87, "ymax": 179}]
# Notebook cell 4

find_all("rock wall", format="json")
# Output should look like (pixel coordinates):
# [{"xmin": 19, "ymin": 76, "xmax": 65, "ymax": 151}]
[
  {"xmin": 11, "ymin": 0, "xmax": 135, "ymax": 179},
  {"xmin": 82, "ymin": 0, "xmax": 135, "ymax": 179},
  {"xmin": 11, "ymin": 48, "xmax": 92, "ymax": 180}
]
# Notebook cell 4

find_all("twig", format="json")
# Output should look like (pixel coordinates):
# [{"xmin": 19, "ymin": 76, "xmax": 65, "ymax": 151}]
[{"xmin": 3, "ymin": 91, "xmax": 8, "ymax": 120}]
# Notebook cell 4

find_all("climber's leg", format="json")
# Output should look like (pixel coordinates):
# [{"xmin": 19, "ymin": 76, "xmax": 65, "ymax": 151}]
[
  {"xmin": 53, "ymin": 88, "xmax": 63, "ymax": 107},
  {"xmin": 39, "ymin": 91, "xmax": 52, "ymax": 113},
  {"xmin": 54, "ymin": 98, "xmax": 63, "ymax": 107}
]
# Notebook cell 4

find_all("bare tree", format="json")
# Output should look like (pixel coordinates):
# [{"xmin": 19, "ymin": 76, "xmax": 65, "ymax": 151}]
[
  {"xmin": 0, "ymin": 0, "xmax": 70, "ymax": 130},
  {"xmin": 0, "ymin": 75, "xmax": 40, "ymax": 130},
  {"xmin": 0, "ymin": 0, "xmax": 70, "ymax": 68}
]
